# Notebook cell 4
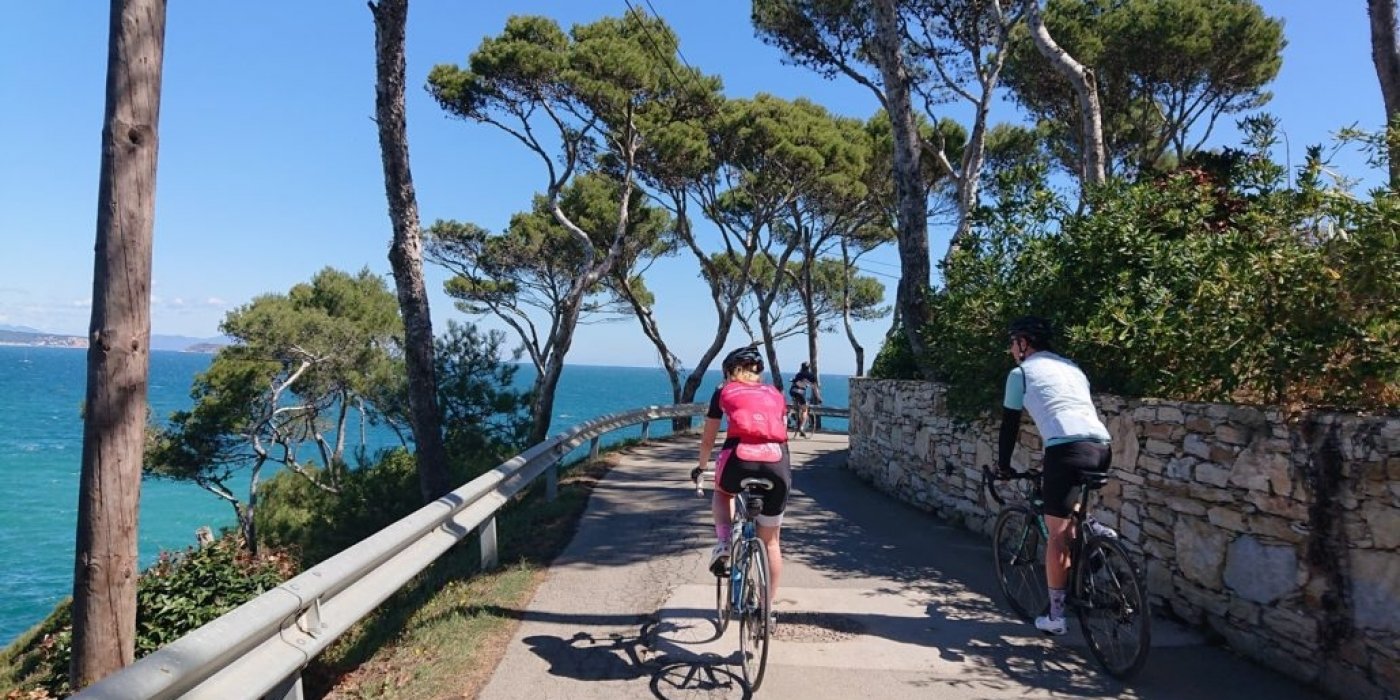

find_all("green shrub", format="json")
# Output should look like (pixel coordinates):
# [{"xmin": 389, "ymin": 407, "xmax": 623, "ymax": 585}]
[
  {"xmin": 257, "ymin": 445, "xmax": 519, "ymax": 568},
  {"xmin": 921, "ymin": 122, "xmax": 1399, "ymax": 417},
  {"xmin": 258, "ymin": 450, "xmax": 424, "ymax": 567},
  {"xmin": 869, "ymin": 326, "xmax": 922, "ymax": 380},
  {"xmin": 1, "ymin": 535, "xmax": 292, "ymax": 697},
  {"xmin": 259, "ymin": 320, "xmax": 531, "ymax": 568}
]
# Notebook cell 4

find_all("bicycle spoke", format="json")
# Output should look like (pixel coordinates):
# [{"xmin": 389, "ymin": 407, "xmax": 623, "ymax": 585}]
[
  {"xmin": 738, "ymin": 543, "xmax": 771, "ymax": 691},
  {"xmin": 994, "ymin": 506, "xmax": 1048, "ymax": 621},
  {"xmin": 1077, "ymin": 539, "xmax": 1151, "ymax": 679},
  {"xmin": 715, "ymin": 568, "xmax": 731, "ymax": 636}
]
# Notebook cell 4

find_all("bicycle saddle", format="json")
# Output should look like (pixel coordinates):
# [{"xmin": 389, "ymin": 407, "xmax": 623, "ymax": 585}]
[
  {"xmin": 739, "ymin": 477, "xmax": 774, "ymax": 491},
  {"xmin": 1082, "ymin": 468, "xmax": 1111, "ymax": 490}
]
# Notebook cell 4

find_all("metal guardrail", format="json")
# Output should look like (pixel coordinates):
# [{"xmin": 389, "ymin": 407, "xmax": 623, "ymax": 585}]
[{"xmin": 75, "ymin": 402, "xmax": 849, "ymax": 699}]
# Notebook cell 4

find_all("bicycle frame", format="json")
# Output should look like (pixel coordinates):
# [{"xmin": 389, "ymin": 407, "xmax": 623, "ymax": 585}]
[
  {"xmin": 983, "ymin": 467, "xmax": 1095, "ymax": 601},
  {"xmin": 729, "ymin": 489, "xmax": 764, "ymax": 608},
  {"xmin": 982, "ymin": 464, "xmax": 1152, "ymax": 679}
]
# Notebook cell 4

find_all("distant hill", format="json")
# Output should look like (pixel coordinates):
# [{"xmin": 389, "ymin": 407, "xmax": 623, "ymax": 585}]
[
  {"xmin": 0, "ymin": 330, "xmax": 86, "ymax": 348},
  {"xmin": 0, "ymin": 329, "xmax": 228, "ymax": 352},
  {"xmin": 0, "ymin": 324, "xmax": 43, "ymax": 334},
  {"xmin": 181, "ymin": 342, "xmax": 226, "ymax": 354},
  {"xmin": 151, "ymin": 334, "xmax": 230, "ymax": 353}
]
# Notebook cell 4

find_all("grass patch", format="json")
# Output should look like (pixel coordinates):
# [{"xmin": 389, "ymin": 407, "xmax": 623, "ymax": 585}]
[
  {"xmin": 0, "ymin": 604, "xmax": 70, "ymax": 698},
  {"xmin": 308, "ymin": 440, "xmax": 635, "ymax": 699}
]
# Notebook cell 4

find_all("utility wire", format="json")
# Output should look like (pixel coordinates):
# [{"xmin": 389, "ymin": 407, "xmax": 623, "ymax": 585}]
[
  {"xmin": 640, "ymin": 0, "xmax": 697, "ymax": 73},
  {"xmin": 858, "ymin": 258, "xmax": 903, "ymax": 270},
  {"xmin": 620, "ymin": 0, "xmax": 694, "ymax": 91}
]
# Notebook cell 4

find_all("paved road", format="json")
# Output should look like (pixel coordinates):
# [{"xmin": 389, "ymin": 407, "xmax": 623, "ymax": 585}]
[{"xmin": 478, "ymin": 433, "xmax": 1326, "ymax": 699}]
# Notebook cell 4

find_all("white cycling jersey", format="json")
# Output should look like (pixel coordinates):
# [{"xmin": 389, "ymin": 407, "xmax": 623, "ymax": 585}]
[{"xmin": 1004, "ymin": 351, "xmax": 1110, "ymax": 446}]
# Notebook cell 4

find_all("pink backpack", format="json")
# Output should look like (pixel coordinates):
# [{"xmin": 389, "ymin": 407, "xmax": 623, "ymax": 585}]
[{"xmin": 720, "ymin": 381, "xmax": 789, "ymax": 445}]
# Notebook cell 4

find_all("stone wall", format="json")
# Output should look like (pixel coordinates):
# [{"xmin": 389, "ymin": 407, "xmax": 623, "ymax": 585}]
[{"xmin": 848, "ymin": 379, "xmax": 1399, "ymax": 700}]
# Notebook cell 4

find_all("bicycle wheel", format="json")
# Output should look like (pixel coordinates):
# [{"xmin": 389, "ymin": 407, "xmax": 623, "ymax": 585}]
[
  {"xmin": 715, "ymin": 570, "xmax": 732, "ymax": 635},
  {"xmin": 993, "ymin": 505, "xmax": 1048, "ymax": 621},
  {"xmin": 1076, "ymin": 536, "xmax": 1151, "ymax": 680},
  {"xmin": 738, "ymin": 541, "xmax": 771, "ymax": 691},
  {"xmin": 714, "ymin": 541, "xmax": 736, "ymax": 635}
]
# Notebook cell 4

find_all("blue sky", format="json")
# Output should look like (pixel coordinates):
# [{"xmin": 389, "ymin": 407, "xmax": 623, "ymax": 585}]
[{"xmin": 0, "ymin": 1, "xmax": 1384, "ymax": 373}]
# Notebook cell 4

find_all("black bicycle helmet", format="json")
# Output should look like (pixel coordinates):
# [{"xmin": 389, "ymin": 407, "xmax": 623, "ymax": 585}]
[
  {"xmin": 1007, "ymin": 315, "xmax": 1054, "ymax": 348},
  {"xmin": 722, "ymin": 345, "xmax": 765, "ymax": 376}
]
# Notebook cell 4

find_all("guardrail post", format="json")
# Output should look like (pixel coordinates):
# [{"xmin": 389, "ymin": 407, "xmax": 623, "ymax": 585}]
[
  {"xmin": 640, "ymin": 420, "xmax": 650, "ymax": 442},
  {"xmin": 545, "ymin": 460, "xmax": 558, "ymax": 502},
  {"xmin": 479, "ymin": 516, "xmax": 498, "ymax": 570},
  {"xmin": 267, "ymin": 673, "xmax": 304, "ymax": 700},
  {"xmin": 589, "ymin": 436, "xmax": 601, "ymax": 461}
]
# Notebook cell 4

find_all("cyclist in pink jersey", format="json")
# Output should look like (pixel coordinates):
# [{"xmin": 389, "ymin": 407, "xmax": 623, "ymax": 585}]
[{"xmin": 692, "ymin": 346, "xmax": 792, "ymax": 602}]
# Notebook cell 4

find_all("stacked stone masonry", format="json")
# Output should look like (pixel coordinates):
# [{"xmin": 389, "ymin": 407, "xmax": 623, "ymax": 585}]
[{"xmin": 847, "ymin": 379, "xmax": 1399, "ymax": 700}]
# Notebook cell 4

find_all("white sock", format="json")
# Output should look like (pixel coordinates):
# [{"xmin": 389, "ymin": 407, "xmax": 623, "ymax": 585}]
[{"xmin": 1049, "ymin": 587, "xmax": 1066, "ymax": 620}]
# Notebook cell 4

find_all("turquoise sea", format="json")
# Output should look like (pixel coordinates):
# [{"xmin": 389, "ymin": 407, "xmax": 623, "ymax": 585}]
[{"xmin": 0, "ymin": 345, "xmax": 848, "ymax": 646}]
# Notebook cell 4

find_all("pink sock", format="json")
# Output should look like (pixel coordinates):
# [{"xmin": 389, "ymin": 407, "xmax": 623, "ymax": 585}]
[{"xmin": 716, "ymin": 524, "xmax": 732, "ymax": 543}]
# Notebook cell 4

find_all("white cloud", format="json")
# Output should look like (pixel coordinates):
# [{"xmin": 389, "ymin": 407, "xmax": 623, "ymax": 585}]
[{"xmin": 204, "ymin": 297, "xmax": 227, "ymax": 307}]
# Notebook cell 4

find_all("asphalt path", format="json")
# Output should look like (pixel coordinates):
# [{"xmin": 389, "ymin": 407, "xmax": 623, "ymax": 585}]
[{"xmin": 477, "ymin": 432, "xmax": 1325, "ymax": 700}]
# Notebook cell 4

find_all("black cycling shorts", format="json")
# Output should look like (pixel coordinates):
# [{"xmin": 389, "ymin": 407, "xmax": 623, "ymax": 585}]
[
  {"xmin": 789, "ymin": 390, "xmax": 808, "ymax": 407},
  {"xmin": 1041, "ymin": 440, "xmax": 1111, "ymax": 519},
  {"xmin": 716, "ymin": 447, "xmax": 792, "ymax": 519}
]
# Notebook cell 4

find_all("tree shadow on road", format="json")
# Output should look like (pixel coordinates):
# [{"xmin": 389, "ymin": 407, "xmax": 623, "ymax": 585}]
[
  {"xmin": 779, "ymin": 452, "xmax": 1145, "ymax": 696},
  {"xmin": 781, "ymin": 449, "xmax": 1324, "ymax": 700},
  {"xmin": 516, "ymin": 622, "xmax": 755, "ymax": 699}
]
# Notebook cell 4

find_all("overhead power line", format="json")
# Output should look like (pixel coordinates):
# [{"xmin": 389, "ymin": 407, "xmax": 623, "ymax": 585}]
[
  {"xmin": 640, "ymin": 0, "xmax": 697, "ymax": 73},
  {"xmin": 620, "ymin": 0, "xmax": 695, "ymax": 91}
]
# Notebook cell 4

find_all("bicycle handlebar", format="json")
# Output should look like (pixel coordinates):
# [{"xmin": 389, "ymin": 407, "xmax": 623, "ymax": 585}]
[
  {"xmin": 981, "ymin": 466, "xmax": 1005, "ymax": 506},
  {"xmin": 981, "ymin": 466, "xmax": 1042, "ymax": 507}
]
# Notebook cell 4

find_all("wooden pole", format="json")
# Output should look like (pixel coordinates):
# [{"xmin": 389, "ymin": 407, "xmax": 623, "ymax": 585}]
[{"xmin": 70, "ymin": 0, "xmax": 166, "ymax": 687}]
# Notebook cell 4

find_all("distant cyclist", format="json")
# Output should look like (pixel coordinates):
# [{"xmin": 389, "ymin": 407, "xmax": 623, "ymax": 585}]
[
  {"xmin": 998, "ymin": 316, "xmax": 1112, "ymax": 636},
  {"xmin": 692, "ymin": 346, "xmax": 791, "ymax": 606},
  {"xmin": 789, "ymin": 361, "xmax": 818, "ymax": 437}
]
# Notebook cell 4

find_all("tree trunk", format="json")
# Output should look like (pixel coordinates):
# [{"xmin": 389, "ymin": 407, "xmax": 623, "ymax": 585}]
[
  {"xmin": 677, "ymin": 315, "xmax": 733, "ymax": 430},
  {"xmin": 1026, "ymin": 0, "xmax": 1106, "ymax": 187},
  {"xmin": 619, "ymin": 281, "xmax": 684, "ymax": 403},
  {"xmin": 244, "ymin": 461, "xmax": 263, "ymax": 556},
  {"xmin": 70, "ymin": 0, "xmax": 166, "ymax": 688},
  {"xmin": 870, "ymin": 0, "xmax": 935, "ymax": 378},
  {"xmin": 840, "ymin": 238, "xmax": 866, "ymax": 376},
  {"xmin": 844, "ymin": 309, "xmax": 865, "ymax": 376},
  {"xmin": 674, "ymin": 204, "xmax": 756, "ymax": 430},
  {"xmin": 370, "ymin": 0, "xmax": 451, "ymax": 501},
  {"xmin": 944, "ymin": 98, "xmax": 991, "ymax": 268},
  {"xmin": 1370, "ymin": 0, "xmax": 1400, "ymax": 188},
  {"xmin": 528, "ymin": 349, "xmax": 567, "ymax": 446}
]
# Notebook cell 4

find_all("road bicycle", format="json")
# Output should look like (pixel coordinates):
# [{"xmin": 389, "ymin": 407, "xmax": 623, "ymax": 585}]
[
  {"xmin": 698, "ymin": 471, "xmax": 774, "ymax": 691},
  {"xmin": 981, "ymin": 466, "xmax": 1151, "ymax": 679},
  {"xmin": 787, "ymin": 404, "xmax": 812, "ymax": 439}
]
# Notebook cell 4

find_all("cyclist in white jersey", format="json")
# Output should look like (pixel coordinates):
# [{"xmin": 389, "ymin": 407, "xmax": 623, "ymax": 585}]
[{"xmin": 998, "ymin": 316, "xmax": 1112, "ymax": 636}]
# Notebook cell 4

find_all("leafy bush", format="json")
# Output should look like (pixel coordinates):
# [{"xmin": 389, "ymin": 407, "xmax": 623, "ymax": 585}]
[
  {"xmin": 433, "ymin": 321, "xmax": 532, "ymax": 458},
  {"xmin": 922, "ymin": 121, "xmax": 1399, "ymax": 417},
  {"xmin": 259, "ymin": 321, "xmax": 531, "ymax": 569},
  {"xmin": 258, "ymin": 449, "xmax": 428, "ymax": 567},
  {"xmin": 1, "ymin": 536, "xmax": 292, "ymax": 697},
  {"xmin": 136, "ymin": 538, "xmax": 294, "ymax": 655},
  {"xmin": 869, "ymin": 325, "xmax": 922, "ymax": 380}
]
